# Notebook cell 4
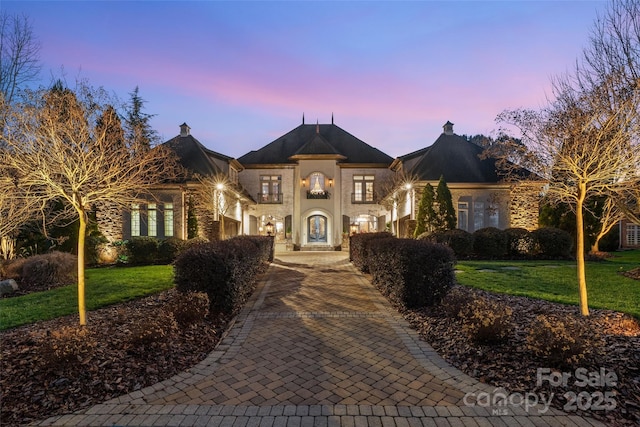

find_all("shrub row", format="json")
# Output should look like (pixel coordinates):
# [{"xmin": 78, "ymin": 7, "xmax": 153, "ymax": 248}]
[
  {"xmin": 116, "ymin": 236, "xmax": 211, "ymax": 265},
  {"xmin": 419, "ymin": 227, "xmax": 573, "ymax": 260},
  {"xmin": 173, "ymin": 236, "xmax": 274, "ymax": 316},
  {"xmin": 351, "ymin": 233, "xmax": 455, "ymax": 308}
]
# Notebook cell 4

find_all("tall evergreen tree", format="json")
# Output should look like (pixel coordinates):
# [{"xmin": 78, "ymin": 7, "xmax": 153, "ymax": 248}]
[
  {"xmin": 95, "ymin": 104, "xmax": 125, "ymax": 155},
  {"xmin": 436, "ymin": 175, "xmax": 456, "ymax": 230},
  {"xmin": 124, "ymin": 86, "xmax": 157, "ymax": 151},
  {"xmin": 414, "ymin": 183, "xmax": 436, "ymax": 237}
]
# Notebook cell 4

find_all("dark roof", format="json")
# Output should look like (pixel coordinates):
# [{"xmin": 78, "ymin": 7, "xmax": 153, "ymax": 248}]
[
  {"xmin": 399, "ymin": 132, "xmax": 531, "ymax": 183},
  {"xmin": 162, "ymin": 133, "xmax": 232, "ymax": 177},
  {"xmin": 238, "ymin": 124, "xmax": 393, "ymax": 165}
]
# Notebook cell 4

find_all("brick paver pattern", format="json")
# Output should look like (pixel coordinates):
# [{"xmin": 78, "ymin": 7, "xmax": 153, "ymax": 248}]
[{"xmin": 35, "ymin": 252, "xmax": 604, "ymax": 426}]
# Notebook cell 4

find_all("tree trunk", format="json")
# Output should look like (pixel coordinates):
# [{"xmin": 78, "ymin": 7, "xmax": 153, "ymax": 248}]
[
  {"xmin": 77, "ymin": 212, "xmax": 87, "ymax": 326},
  {"xmin": 576, "ymin": 185, "xmax": 589, "ymax": 316}
]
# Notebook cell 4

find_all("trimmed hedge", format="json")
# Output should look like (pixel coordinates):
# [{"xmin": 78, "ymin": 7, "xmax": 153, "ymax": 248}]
[
  {"xmin": 531, "ymin": 227, "xmax": 573, "ymax": 259},
  {"xmin": 125, "ymin": 237, "xmax": 159, "ymax": 265},
  {"xmin": 157, "ymin": 237, "xmax": 187, "ymax": 264},
  {"xmin": 505, "ymin": 227, "xmax": 534, "ymax": 257},
  {"xmin": 367, "ymin": 237, "xmax": 455, "ymax": 308},
  {"xmin": 349, "ymin": 232, "xmax": 393, "ymax": 273},
  {"xmin": 173, "ymin": 236, "xmax": 273, "ymax": 316},
  {"xmin": 473, "ymin": 227, "xmax": 508, "ymax": 259},
  {"xmin": 427, "ymin": 229, "xmax": 475, "ymax": 259},
  {"xmin": 418, "ymin": 227, "xmax": 572, "ymax": 260}
]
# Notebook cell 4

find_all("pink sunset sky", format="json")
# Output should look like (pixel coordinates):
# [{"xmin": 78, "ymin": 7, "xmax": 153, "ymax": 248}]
[{"xmin": 5, "ymin": 1, "xmax": 604, "ymax": 158}]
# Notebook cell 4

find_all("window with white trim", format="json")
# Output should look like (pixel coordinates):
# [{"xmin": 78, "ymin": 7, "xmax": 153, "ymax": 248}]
[
  {"xmin": 473, "ymin": 201, "xmax": 484, "ymax": 230},
  {"xmin": 148, "ymin": 203, "xmax": 157, "ymax": 237},
  {"xmin": 458, "ymin": 202, "xmax": 469, "ymax": 231},
  {"xmin": 131, "ymin": 203, "xmax": 141, "ymax": 237},
  {"xmin": 353, "ymin": 175, "xmax": 374, "ymax": 203},
  {"xmin": 164, "ymin": 203, "xmax": 174, "ymax": 237},
  {"xmin": 627, "ymin": 224, "xmax": 640, "ymax": 246}
]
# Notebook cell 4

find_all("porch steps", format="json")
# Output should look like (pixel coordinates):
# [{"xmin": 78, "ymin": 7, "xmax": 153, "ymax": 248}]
[{"xmin": 300, "ymin": 245, "xmax": 335, "ymax": 251}]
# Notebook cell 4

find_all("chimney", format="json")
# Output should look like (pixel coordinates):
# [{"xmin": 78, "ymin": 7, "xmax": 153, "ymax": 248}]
[
  {"xmin": 443, "ymin": 121, "xmax": 454, "ymax": 135},
  {"xmin": 180, "ymin": 122, "xmax": 190, "ymax": 137}
]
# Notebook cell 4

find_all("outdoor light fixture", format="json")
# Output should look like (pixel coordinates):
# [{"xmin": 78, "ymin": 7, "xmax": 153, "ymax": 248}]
[
  {"xmin": 328, "ymin": 178, "xmax": 333, "ymax": 187},
  {"xmin": 350, "ymin": 222, "xmax": 359, "ymax": 235},
  {"xmin": 265, "ymin": 221, "xmax": 274, "ymax": 236},
  {"xmin": 301, "ymin": 178, "xmax": 306, "ymax": 187}
]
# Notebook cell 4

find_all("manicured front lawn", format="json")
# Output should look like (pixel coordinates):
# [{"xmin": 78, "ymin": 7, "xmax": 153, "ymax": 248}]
[
  {"xmin": 455, "ymin": 250, "xmax": 640, "ymax": 318},
  {"xmin": 0, "ymin": 265, "xmax": 174, "ymax": 330}
]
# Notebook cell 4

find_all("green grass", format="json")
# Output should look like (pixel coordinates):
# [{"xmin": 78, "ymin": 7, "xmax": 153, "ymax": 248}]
[
  {"xmin": 0, "ymin": 265, "xmax": 174, "ymax": 330},
  {"xmin": 455, "ymin": 250, "xmax": 640, "ymax": 318}
]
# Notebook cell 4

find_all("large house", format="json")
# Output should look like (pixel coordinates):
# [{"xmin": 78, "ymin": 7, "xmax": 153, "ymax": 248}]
[
  {"xmin": 113, "ymin": 119, "xmax": 545, "ymax": 251},
  {"xmin": 237, "ymin": 119, "xmax": 394, "ymax": 250},
  {"xmin": 389, "ymin": 121, "xmax": 543, "ymax": 237}
]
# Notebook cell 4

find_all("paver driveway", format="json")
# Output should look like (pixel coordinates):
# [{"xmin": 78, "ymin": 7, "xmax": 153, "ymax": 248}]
[{"xmin": 36, "ymin": 252, "xmax": 604, "ymax": 426}]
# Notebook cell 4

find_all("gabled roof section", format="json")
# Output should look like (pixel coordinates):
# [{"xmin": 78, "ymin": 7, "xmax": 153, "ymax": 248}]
[
  {"xmin": 237, "ymin": 123, "xmax": 393, "ymax": 165},
  {"xmin": 398, "ymin": 122, "xmax": 533, "ymax": 183},
  {"xmin": 162, "ymin": 127, "xmax": 233, "ymax": 178}
]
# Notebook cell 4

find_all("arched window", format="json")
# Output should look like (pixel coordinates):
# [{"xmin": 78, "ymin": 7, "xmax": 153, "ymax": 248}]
[{"xmin": 309, "ymin": 172, "xmax": 326, "ymax": 195}]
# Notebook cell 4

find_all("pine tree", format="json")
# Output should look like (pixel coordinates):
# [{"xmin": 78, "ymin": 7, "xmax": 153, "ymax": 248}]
[
  {"xmin": 125, "ymin": 86, "xmax": 158, "ymax": 151},
  {"xmin": 436, "ymin": 175, "xmax": 456, "ymax": 230},
  {"xmin": 414, "ymin": 183, "xmax": 436, "ymax": 237}
]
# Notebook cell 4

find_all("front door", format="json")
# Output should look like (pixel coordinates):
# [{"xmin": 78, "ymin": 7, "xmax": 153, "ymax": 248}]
[{"xmin": 308, "ymin": 215, "xmax": 327, "ymax": 242}]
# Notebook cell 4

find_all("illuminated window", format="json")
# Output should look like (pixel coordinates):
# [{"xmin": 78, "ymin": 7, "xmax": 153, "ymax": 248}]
[
  {"xmin": 353, "ymin": 175, "xmax": 375, "ymax": 203},
  {"xmin": 131, "ymin": 203, "xmax": 140, "ymax": 237},
  {"xmin": 260, "ymin": 175, "xmax": 282, "ymax": 203},
  {"xmin": 628, "ymin": 224, "xmax": 640, "ymax": 246},
  {"xmin": 164, "ymin": 203, "xmax": 174, "ymax": 237},
  {"xmin": 309, "ymin": 172, "xmax": 326, "ymax": 194},
  {"xmin": 148, "ymin": 203, "xmax": 157, "ymax": 237}
]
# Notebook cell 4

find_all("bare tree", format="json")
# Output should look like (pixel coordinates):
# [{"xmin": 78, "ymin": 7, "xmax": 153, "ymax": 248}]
[
  {"xmin": 0, "ymin": 12, "xmax": 40, "ymax": 129},
  {"xmin": 2, "ymin": 82, "xmax": 176, "ymax": 325},
  {"xmin": 498, "ymin": 76, "xmax": 639, "ymax": 316}
]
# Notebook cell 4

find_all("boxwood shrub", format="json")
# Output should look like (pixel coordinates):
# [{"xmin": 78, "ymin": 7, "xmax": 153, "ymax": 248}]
[
  {"xmin": 173, "ymin": 236, "xmax": 273, "ymax": 316},
  {"xmin": 157, "ymin": 237, "xmax": 187, "ymax": 264},
  {"xmin": 125, "ymin": 237, "xmax": 159, "ymax": 265},
  {"xmin": 427, "ymin": 229, "xmax": 474, "ymax": 259},
  {"xmin": 531, "ymin": 227, "xmax": 573, "ymax": 259},
  {"xmin": 350, "ymin": 232, "xmax": 393, "ymax": 273},
  {"xmin": 473, "ymin": 227, "xmax": 508, "ymax": 259},
  {"xmin": 368, "ymin": 237, "xmax": 455, "ymax": 308},
  {"xmin": 504, "ymin": 227, "xmax": 534, "ymax": 258}
]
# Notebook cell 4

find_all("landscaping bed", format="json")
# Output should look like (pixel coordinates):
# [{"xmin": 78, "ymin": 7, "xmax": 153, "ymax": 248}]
[
  {"xmin": 403, "ymin": 285, "xmax": 640, "ymax": 426},
  {"xmin": 0, "ymin": 289, "xmax": 229, "ymax": 426}
]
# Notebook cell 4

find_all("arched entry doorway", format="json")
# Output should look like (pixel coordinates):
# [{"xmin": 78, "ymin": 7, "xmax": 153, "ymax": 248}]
[{"xmin": 307, "ymin": 215, "xmax": 327, "ymax": 242}]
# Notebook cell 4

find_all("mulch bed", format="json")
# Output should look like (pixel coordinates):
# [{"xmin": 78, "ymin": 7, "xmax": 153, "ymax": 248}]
[
  {"xmin": 403, "ymin": 285, "xmax": 640, "ymax": 426},
  {"xmin": 0, "ymin": 289, "xmax": 228, "ymax": 426}
]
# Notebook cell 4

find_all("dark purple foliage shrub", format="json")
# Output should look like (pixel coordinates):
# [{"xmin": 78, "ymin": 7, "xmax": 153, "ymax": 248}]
[
  {"xmin": 349, "ymin": 232, "xmax": 393, "ymax": 273},
  {"xmin": 368, "ymin": 237, "xmax": 455, "ymax": 308}
]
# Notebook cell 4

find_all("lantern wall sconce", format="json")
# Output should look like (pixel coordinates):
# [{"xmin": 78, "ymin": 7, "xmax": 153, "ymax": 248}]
[
  {"xmin": 349, "ymin": 222, "xmax": 359, "ymax": 235},
  {"xmin": 301, "ymin": 178, "xmax": 306, "ymax": 187},
  {"xmin": 265, "ymin": 221, "xmax": 274, "ymax": 236},
  {"xmin": 328, "ymin": 178, "xmax": 333, "ymax": 187}
]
